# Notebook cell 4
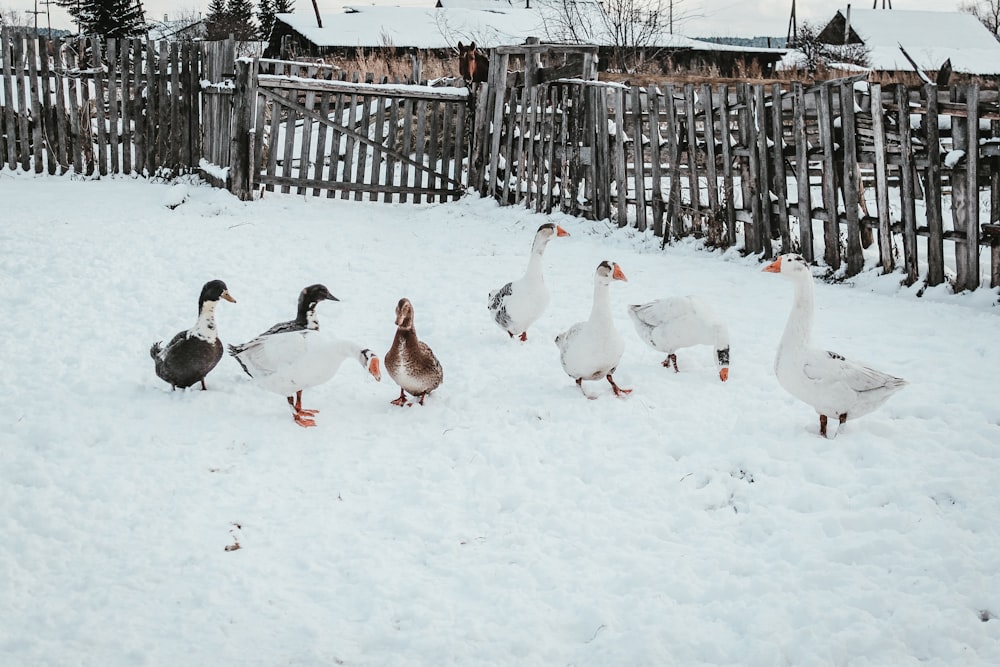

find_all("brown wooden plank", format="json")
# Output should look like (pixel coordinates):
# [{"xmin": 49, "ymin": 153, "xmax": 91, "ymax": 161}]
[
  {"xmin": 412, "ymin": 99, "xmax": 428, "ymax": 204},
  {"xmin": 339, "ymin": 74, "xmax": 359, "ymax": 199},
  {"xmin": 89, "ymin": 38, "xmax": 108, "ymax": 175},
  {"xmin": 718, "ymin": 85, "xmax": 737, "ymax": 248},
  {"xmin": 647, "ymin": 87, "xmax": 664, "ymax": 235},
  {"xmin": 452, "ymin": 99, "xmax": 467, "ymax": 201},
  {"xmin": 769, "ymin": 83, "xmax": 789, "ymax": 252},
  {"xmin": 65, "ymin": 41, "xmax": 84, "ymax": 175},
  {"xmin": 839, "ymin": 81, "xmax": 863, "ymax": 275},
  {"xmin": 1, "ymin": 29, "xmax": 18, "ymax": 169},
  {"xmin": 26, "ymin": 37, "xmax": 43, "ymax": 172},
  {"xmin": 353, "ymin": 91, "xmax": 374, "ymax": 201},
  {"xmin": 399, "ymin": 96, "xmax": 413, "ymax": 203},
  {"xmin": 895, "ymin": 84, "xmax": 919, "ymax": 285},
  {"xmin": 922, "ymin": 84, "xmax": 944, "ymax": 286},
  {"xmin": 296, "ymin": 66, "xmax": 318, "ymax": 195},
  {"xmin": 962, "ymin": 85, "xmax": 981, "ymax": 290},
  {"xmin": 702, "ymin": 84, "xmax": 721, "ymax": 245},
  {"xmin": 684, "ymin": 84, "xmax": 701, "ymax": 234},
  {"xmin": 382, "ymin": 93, "xmax": 398, "ymax": 202},
  {"xmin": 119, "ymin": 39, "xmax": 132, "ymax": 175},
  {"xmin": 168, "ymin": 41, "xmax": 180, "ymax": 171},
  {"xmin": 524, "ymin": 86, "xmax": 540, "ymax": 212},
  {"xmin": 439, "ymin": 100, "xmax": 453, "ymax": 202},
  {"xmin": 870, "ymin": 83, "xmax": 894, "ymax": 272},
  {"xmin": 743, "ymin": 84, "xmax": 763, "ymax": 254},
  {"xmin": 630, "ymin": 86, "xmax": 648, "ymax": 233},
  {"xmin": 816, "ymin": 84, "xmax": 839, "ymax": 268},
  {"xmin": 663, "ymin": 83, "xmax": 682, "ymax": 240},
  {"xmin": 427, "ymin": 99, "xmax": 441, "ymax": 203}
]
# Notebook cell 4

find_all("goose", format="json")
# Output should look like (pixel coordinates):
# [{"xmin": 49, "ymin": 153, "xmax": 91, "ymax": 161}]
[
  {"xmin": 150, "ymin": 279, "xmax": 236, "ymax": 390},
  {"xmin": 488, "ymin": 222, "xmax": 569, "ymax": 341},
  {"xmin": 627, "ymin": 297, "xmax": 730, "ymax": 381},
  {"xmin": 763, "ymin": 254, "xmax": 907, "ymax": 437},
  {"xmin": 228, "ymin": 330, "xmax": 381, "ymax": 428},
  {"xmin": 385, "ymin": 298, "xmax": 443, "ymax": 406},
  {"xmin": 555, "ymin": 261, "xmax": 631, "ymax": 399}
]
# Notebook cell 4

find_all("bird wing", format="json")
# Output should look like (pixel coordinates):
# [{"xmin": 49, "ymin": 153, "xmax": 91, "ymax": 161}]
[
  {"xmin": 234, "ymin": 330, "xmax": 310, "ymax": 378},
  {"xmin": 802, "ymin": 349, "xmax": 904, "ymax": 393}
]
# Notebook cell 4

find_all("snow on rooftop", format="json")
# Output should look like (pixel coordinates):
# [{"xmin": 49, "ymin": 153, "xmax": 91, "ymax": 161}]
[{"xmin": 840, "ymin": 8, "xmax": 1000, "ymax": 75}]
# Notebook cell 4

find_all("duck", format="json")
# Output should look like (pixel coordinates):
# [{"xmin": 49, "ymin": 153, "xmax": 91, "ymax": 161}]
[
  {"xmin": 763, "ymin": 253, "xmax": 907, "ymax": 437},
  {"xmin": 555, "ymin": 261, "xmax": 631, "ymax": 399},
  {"xmin": 228, "ymin": 329, "xmax": 381, "ymax": 428},
  {"xmin": 150, "ymin": 279, "xmax": 236, "ymax": 390},
  {"xmin": 385, "ymin": 298, "xmax": 443, "ymax": 406},
  {"xmin": 627, "ymin": 297, "xmax": 730, "ymax": 381},
  {"xmin": 488, "ymin": 222, "xmax": 569, "ymax": 341},
  {"xmin": 256, "ymin": 283, "xmax": 338, "ymax": 336}
]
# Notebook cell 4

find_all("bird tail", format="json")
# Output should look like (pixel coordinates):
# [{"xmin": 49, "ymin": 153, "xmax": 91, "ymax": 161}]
[
  {"xmin": 228, "ymin": 343, "xmax": 254, "ymax": 378},
  {"xmin": 149, "ymin": 341, "xmax": 162, "ymax": 360}
]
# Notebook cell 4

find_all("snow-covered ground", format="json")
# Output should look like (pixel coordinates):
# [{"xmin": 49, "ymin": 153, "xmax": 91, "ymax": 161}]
[{"xmin": 1, "ymin": 174, "xmax": 999, "ymax": 665}]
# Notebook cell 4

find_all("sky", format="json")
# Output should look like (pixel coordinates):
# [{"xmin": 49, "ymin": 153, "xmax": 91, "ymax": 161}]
[
  {"xmin": 1, "ymin": 170, "xmax": 999, "ymax": 664},
  {"xmin": 14, "ymin": 0, "xmax": 969, "ymax": 39}
]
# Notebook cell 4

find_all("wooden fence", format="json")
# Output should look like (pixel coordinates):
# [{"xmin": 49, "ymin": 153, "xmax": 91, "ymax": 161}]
[
  {"xmin": 0, "ymin": 30, "xmax": 236, "ymax": 179},
  {"xmin": 227, "ymin": 58, "xmax": 471, "ymax": 203},
  {"xmin": 471, "ymin": 75, "xmax": 1000, "ymax": 290}
]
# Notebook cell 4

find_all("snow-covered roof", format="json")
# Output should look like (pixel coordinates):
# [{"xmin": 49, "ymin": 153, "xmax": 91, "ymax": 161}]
[
  {"xmin": 821, "ymin": 8, "xmax": 1000, "ymax": 75},
  {"xmin": 276, "ymin": 4, "xmax": 786, "ymax": 52}
]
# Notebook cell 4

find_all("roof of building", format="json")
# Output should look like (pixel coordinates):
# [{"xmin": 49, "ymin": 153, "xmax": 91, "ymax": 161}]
[{"xmin": 818, "ymin": 8, "xmax": 1000, "ymax": 75}]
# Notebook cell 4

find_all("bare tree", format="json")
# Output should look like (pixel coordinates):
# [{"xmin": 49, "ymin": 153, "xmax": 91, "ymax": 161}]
[
  {"xmin": 536, "ymin": 0, "xmax": 695, "ymax": 72},
  {"xmin": 960, "ymin": 0, "xmax": 1000, "ymax": 39},
  {"xmin": 790, "ymin": 20, "xmax": 869, "ymax": 73}
]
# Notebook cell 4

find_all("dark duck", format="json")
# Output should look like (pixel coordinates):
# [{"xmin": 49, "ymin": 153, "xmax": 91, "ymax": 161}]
[
  {"xmin": 150, "ymin": 280, "xmax": 236, "ymax": 390},
  {"xmin": 385, "ymin": 298, "xmax": 443, "ymax": 406}
]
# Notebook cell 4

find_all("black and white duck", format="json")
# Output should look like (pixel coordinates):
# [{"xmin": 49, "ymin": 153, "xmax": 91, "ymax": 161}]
[
  {"xmin": 488, "ymin": 222, "xmax": 569, "ymax": 341},
  {"xmin": 150, "ymin": 279, "xmax": 236, "ymax": 390},
  {"xmin": 555, "ymin": 261, "xmax": 630, "ymax": 399},
  {"xmin": 385, "ymin": 298, "xmax": 443, "ymax": 406},
  {"xmin": 228, "ymin": 284, "xmax": 378, "ymax": 427}
]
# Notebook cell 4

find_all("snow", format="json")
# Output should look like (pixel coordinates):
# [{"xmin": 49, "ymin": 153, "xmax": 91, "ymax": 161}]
[{"xmin": 2, "ymin": 173, "xmax": 1000, "ymax": 664}]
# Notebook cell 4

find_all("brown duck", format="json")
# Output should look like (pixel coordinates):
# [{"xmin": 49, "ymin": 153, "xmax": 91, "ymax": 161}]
[{"xmin": 385, "ymin": 298, "xmax": 443, "ymax": 406}]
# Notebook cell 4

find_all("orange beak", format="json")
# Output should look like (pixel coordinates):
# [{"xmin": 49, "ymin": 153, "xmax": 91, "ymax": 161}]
[
  {"xmin": 222, "ymin": 291, "xmax": 236, "ymax": 303},
  {"xmin": 612, "ymin": 263, "xmax": 628, "ymax": 282},
  {"xmin": 556, "ymin": 226, "xmax": 570, "ymax": 237},
  {"xmin": 719, "ymin": 368, "xmax": 729, "ymax": 382},
  {"xmin": 369, "ymin": 357, "xmax": 382, "ymax": 382},
  {"xmin": 763, "ymin": 257, "xmax": 782, "ymax": 273}
]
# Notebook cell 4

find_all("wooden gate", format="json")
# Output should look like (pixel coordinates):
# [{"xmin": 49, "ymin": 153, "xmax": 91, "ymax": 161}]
[{"xmin": 230, "ymin": 60, "xmax": 472, "ymax": 203}]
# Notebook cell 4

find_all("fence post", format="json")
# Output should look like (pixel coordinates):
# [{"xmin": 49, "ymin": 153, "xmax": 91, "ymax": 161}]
[{"xmin": 229, "ymin": 59, "xmax": 253, "ymax": 201}]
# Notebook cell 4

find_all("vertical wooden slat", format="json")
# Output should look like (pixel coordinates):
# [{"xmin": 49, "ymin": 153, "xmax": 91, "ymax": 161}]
[
  {"xmin": 168, "ymin": 41, "xmax": 180, "ymax": 171},
  {"xmin": 702, "ymin": 84, "xmax": 721, "ymax": 245},
  {"xmin": 264, "ymin": 93, "xmax": 282, "ymax": 192},
  {"xmin": 663, "ymin": 84, "xmax": 682, "ymax": 240},
  {"xmin": 923, "ymin": 84, "xmax": 944, "ymax": 286},
  {"xmin": 962, "ymin": 85, "xmax": 981, "ymax": 290},
  {"xmin": 14, "ymin": 35, "xmax": 31, "ymax": 171},
  {"xmin": 610, "ymin": 87, "xmax": 628, "ymax": 226},
  {"xmin": 66, "ymin": 41, "xmax": 83, "ymax": 175},
  {"xmin": 340, "ymin": 75, "xmax": 358, "ymax": 199},
  {"xmin": 353, "ymin": 91, "xmax": 373, "ymax": 201},
  {"xmin": 51, "ymin": 38, "xmax": 70, "ymax": 173},
  {"xmin": 524, "ymin": 86, "xmax": 539, "ymax": 210},
  {"xmin": 453, "ymin": 98, "xmax": 467, "ymax": 200},
  {"xmin": 817, "ymin": 85, "xmax": 839, "ymax": 268},
  {"xmin": 90, "ymin": 38, "xmax": 108, "ymax": 176},
  {"xmin": 630, "ymin": 87, "xmax": 647, "ymax": 233},
  {"xmin": 870, "ymin": 83, "xmax": 894, "ymax": 272},
  {"xmin": 510, "ymin": 87, "xmax": 527, "ymax": 206},
  {"xmin": 895, "ymin": 84, "xmax": 918, "ymax": 285},
  {"xmin": 1, "ymin": 29, "xmax": 18, "ymax": 169},
  {"xmin": 133, "ymin": 38, "xmax": 145, "ymax": 175},
  {"xmin": 296, "ymin": 66, "xmax": 318, "ymax": 195},
  {"xmin": 229, "ymin": 59, "xmax": 253, "ymax": 200},
  {"xmin": 144, "ymin": 39, "xmax": 157, "ymax": 174},
  {"xmin": 311, "ymin": 88, "xmax": 331, "ymax": 197},
  {"xmin": 743, "ymin": 84, "xmax": 763, "ymax": 254},
  {"xmin": 647, "ymin": 88, "xmax": 664, "ymax": 236},
  {"xmin": 399, "ymin": 97, "xmax": 413, "ymax": 203},
  {"xmin": 753, "ymin": 85, "xmax": 773, "ymax": 258},
  {"xmin": 486, "ymin": 56, "xmax": 510, "ymax": 199},
  {"xmin": 427, "ymin": 98, "xmax": 441, "ymax": 203},
  {"xmin": 839, "ymin": 81, "xmax": 863, "ymax": 275},
  {"xmin": 433, "ymin": 98, "xmax": 446, "ymax": 201},
  {"xmin": 37, "ymin": 37, "xmax": 57, "ymax": 174},
  {"xmin": 684, "ymin": 84, "xmax": 701, "ymax": 234},
  {"xmin": 413, "ymin": 99, "xmax": 428, "ymax": 204},
  {"xmin": 544, "ymin": 85, "xmax": 562, "ymax": 214},
  {"xmin": 119, "ymin": 39, "xmax": 132, "ymax": 175},
  {"xmin": 382, "ymin": 94, "xmax": 398, "ymax": 202},
  {"xmin": 329, "ymin": 85, "xmax": 346, "ymax": 198},
  {"xmin": 106, "ymin": 39, "xmax": 120, "ymax": 174},
  {"xmin": 27, "ymin": 37, "xmax": 43, "ymax": 173},
  {"xmin": 792, "ymin": 83, "xmax": 813, "ymax": 261},
  {"xmin": 769, "ymin": 84, "xmax": 789, "ymax": 253},
  {"xmin": 156, "ymin": 41, "xmax": 170, "ymax": 173},
  {"xmin": 500, "ymin": 87, "xmax": 519, "ymax": 205},
  {"xmin": 718, "ymin": 85, "xmax": 736, "ymax": 248}
]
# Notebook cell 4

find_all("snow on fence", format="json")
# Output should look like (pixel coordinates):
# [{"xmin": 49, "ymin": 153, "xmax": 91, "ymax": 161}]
[
  {"xmin": 473, "ymin": 70, "xmax": 1000, "ymax": 291},
  {"xmin": 0, "ymin": 30, "xmax": 225, "ymax": 179}
]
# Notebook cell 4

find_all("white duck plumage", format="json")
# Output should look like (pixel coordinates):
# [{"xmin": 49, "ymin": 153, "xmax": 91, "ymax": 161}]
[
  {"xmin": 555, "ymin": 261, "xmax": 631, "ymax": 399},
  {"xmin": 764, "ymin": 254, "xmax": 907, "ymax": 437},
  {"xmin": 628, "ymin": 296, "xmax": 730, "ymax": 381},
  {"xmin": 488, "ymin": 223, "xmax": 569, "ymax": 341},
  {"xmin": 229, "ymin": 321, "xmax": 380, "ymax": 427}
]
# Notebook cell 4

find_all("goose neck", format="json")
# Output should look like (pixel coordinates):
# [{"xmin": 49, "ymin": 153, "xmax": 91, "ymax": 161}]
[{"xmin": 781, "ymin": 274, "xmax": 814, "ymax": 349}]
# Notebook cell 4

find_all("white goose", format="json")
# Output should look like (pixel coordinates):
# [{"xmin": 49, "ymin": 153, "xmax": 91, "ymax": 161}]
[
  {"xmin": 628, "ymin": 296, "xmax": 730, "ymax": 381},
  {"xmin": 229, "ymin": 330, "xmax": 381, "ymax": 428},
  {"xmin": 555, "ymin": 261, "xmax": 631, "ymax": 399},
  {"xmin": 764, "ymin": 254, "xmax": 906, "ymax": 437},
  {"xmin": 488, "ymin": 222, "xmax": 569, "ymax": 341}
]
